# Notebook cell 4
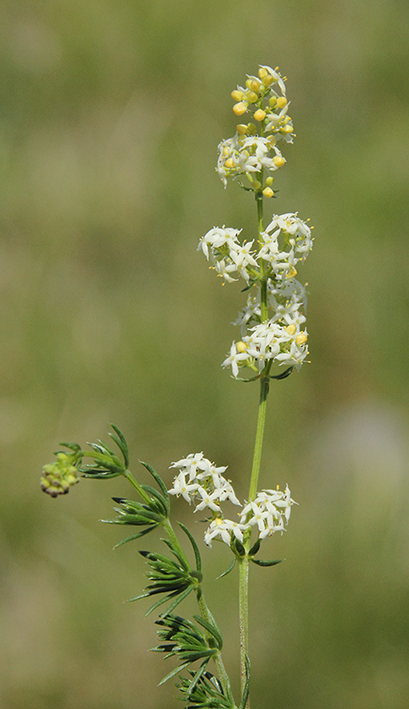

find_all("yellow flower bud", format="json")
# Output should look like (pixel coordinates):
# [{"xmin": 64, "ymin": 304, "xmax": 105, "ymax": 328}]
[
  {"xmin": 246, "ymin": 78, "xmax": 260, "ymax": 92},
  {"xmin": 262, "ymin": 187, "xmax": 274, "ymax": 198},
  {"xmin": 252, "ymin": 180, "xmax": 261, "ymax": 191},
  {"xmin": 276, "ymin": 96, "xmax": 287, "ymax": 108},
  {"xmin": 236, "ymin": 341, "xmax": 247, "ymax": 353},
  {"xmin": 233, "ymin": 102, "xmax": 248, "ymax": 116},
  {"xmin": 224, "ymin": 158, "xmax": 235, "ymax": 169},
  {"xmin": 295, "ymin": 332, "xmax": 308, "ymax": 345},
  {"xmin": 273, "ymin": 155, "xmax": 286, "ymax": 168},
  {"xmin": 269, "ymin": 96, "xmax": 277, "ymax": 107},
  {"xmin": 246, "ymin": 123, "xmax": 257, "ymax": 134},
  {"xmin": 287, "ymin": 267, "xmax": 297, "ymax": 278},
  {"xmin": 282, "ymin": 125, "xmax": 294, "ymax": 133},
  {"xmin": 237, "ymin": 123, "xmax": 248, "ymax": 134},
  {"xmin": 285, "ymin": 324, "xmax": 297, "ymax": 336},
  {"xmin": 263, "ymin": 75, "xmax": 274, "ymax": 87},
  {"xmin": 258, "ymin": 67, "xmax": 268, "ymax": 79},
  {"xmin": 246, "ymin": 91, "xmax": 258, "ymax": 104},
  {"xmin": 265, "ymin": 176, "xmax": 274, "ymax": 186},
  {"xmin": 253, "ymin": 109, "xmax": 266, "ymax": 122},
  {"xmin": 231, "ymin": 89, "xmax": 244, "ymax": 101}
]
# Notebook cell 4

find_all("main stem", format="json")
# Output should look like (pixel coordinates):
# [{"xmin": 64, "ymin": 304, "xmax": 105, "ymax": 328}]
[{"xmin": 239, "ymin": 190, "xmax": 270, "ymax": 708}]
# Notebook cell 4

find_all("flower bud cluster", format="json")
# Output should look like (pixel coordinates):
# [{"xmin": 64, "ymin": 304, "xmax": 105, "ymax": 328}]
[
  {"xmin": 168, "ymin": 453, "xmax": 296, "ymax": 548},
  {"xmin": 198, "ymin": 213, "xmax": 313, "ymax": 375},
  {"xmin": 40, "ymin": 453, "xmax": 80, "ymax": 497},
  {"xmin": 217, "ymin": 65, "xmax": 294, "ymax": 192}
]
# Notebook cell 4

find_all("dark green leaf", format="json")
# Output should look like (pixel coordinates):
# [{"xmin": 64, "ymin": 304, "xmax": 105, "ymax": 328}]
[
  {"xmin": 178, "ymin": 522, "xmax": 202, "ymax": 573},
  {"xmin": 250, "ymin": 558, "xmax": 283, "ymax": 567}
]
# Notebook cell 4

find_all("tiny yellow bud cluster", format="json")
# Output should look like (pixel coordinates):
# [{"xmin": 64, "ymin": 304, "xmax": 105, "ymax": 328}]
[{"xmin": 41, "ymin": 453, "xmax": 80, "ymax": 497}]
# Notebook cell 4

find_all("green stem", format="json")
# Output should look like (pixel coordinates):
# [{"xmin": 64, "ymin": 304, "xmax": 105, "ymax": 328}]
[{"xmin": 238, "ymin": 189, "xmax": 272, "ymax": 708}]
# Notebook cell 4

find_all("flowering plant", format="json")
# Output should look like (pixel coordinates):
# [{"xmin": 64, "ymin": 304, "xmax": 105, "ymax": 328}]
[{"xmin": 41, "ymin": 64, "xmax": 313, "ymax": 709}]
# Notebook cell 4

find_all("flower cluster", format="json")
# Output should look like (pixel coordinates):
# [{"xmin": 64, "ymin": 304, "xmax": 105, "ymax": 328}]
[
  {"xmin": 40, "ymin": 452, "xmax": 80, "ymax": 497},
  {"xmin": 168, "ymin": 453, "xmax": 241, "ymax": 512},
  {"xmin": 168, "ymin": 453, "xmax": 296, "ymax": 548},
  {"xmin": 217, "ymin": 65, "xmax": 294, "ymax": 192},
  {"xmin": 198, "ymin": 213, "xmax": 313, "ymax": 375}
]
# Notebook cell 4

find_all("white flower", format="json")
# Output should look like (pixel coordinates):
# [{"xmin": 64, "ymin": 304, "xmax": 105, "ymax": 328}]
[
  {"xmin": 168, "ymin": 472, "xmax": 200, "ymax": 503},
  {"xmin": 194, "ymin": 486, "xmax": 222, "ymax": 513},
  {"xmin": 204, "ymin": 518, "xmax": 250, "ymax": 547},
  {"xmin": 240, "ymin": 485, "xmax": 297, "ymax": 539},
  {"xmin": 222, "ymin": 341, "xmax": 249, "ymax": 378}
]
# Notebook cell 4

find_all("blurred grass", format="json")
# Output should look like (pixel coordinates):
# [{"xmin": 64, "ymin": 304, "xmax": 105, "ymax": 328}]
[{"xmin": 1, "ymin": 0, "xmax": 409, "ymax": 707}]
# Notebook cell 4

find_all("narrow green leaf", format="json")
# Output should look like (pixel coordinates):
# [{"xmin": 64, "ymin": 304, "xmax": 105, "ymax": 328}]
[
  {"xmin": 109, "ymin": 424, "xmax": 129, "ymax": 467},
  {"xmin": 139, "ymin": 460, "xmax": 170, "ymax": 515},
  {"xmin": 186, "ymin": 661, "xmax": 208, "ymax": 696},
  {"xmin": 249, "ymin": 539, "xmax": 261, "ymax": 557},
  {"xmin": 112, "ymin": 526, "xmax": 158, "ymax": 548},
  {"xmin": 238, "ymin": 654, "xmax": 251, "ymax": 709},
  {"xmin": 161, "ymin": 538, "xmax": 190, "ymax": 571},
  {"xmin": 157, "ymin": 586, "xmax": 193, "ymax": 618},
  {"xmin": 194, "ymin": 616, "xmax": 223, "ymax": 650},
  {"xmin": 216, "ymin": 558, "xmax": 236, "ymax": 580},
  {"xmin": 157, "ymin": 661, "xmax": 190, "ymax": 686},
  {"xmin": 250, "ymin": 558, "xmax": 283, "ymax": 567},
  {"xmin": 178, "ymin": 522, "xmax": 202, "ymax": 573}
]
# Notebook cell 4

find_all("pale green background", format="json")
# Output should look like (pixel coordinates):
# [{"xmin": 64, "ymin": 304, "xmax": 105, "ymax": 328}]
[{"xmin": 1, "ymin": 1, "xmax": 409, "ymax": 707}]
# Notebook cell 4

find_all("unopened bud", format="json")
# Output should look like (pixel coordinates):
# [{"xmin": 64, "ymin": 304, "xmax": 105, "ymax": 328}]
[
  {"xmin": 252, "ymin": 180, "xmax": 261, "ymax": 191},
  {"xmin": 231, "ymin": 89, "xmax": 244, "ymax": 101},
  {"xmin": 253, "ymin": 109, "xmax": 266, "ymax": 122},
  {"xmin": 295, "ymin": 332, "xmax": 308, "ymax": 345},
  {"xmin": 233, "ymin": 102, "xmax": 248, "ymax": 116},
  {"xmin": 236, "ymin": 341, "xmax": 247, "ymax": 353},
  {"xmin": 282, "ymin": 125, "xmax": 294, "ymax": 134},
  {"xmin": 246, "ymin": 91, "xmax": 258, "ymax": 104},
  {"xmin": 286, "ymin": 324, "xmax": 297, "ymax": 336},
  {"xmin": 262, "ymin": 187, "xmax": 274, "ymax": 198},
  {"xmin": 273, "ymin": 156, "xmax": 286, "ymax": 168},
  {"xmin": 237, "ymin": 124, "xmax": 248, "ymax": 134},
  {"xmin": 269, "ymin": 96, "xmax": 277, "ymax": 107},
  {"xmin": 265, "ymin": 176, "xmax": 274, "ymax": 186},
  {"xmin": 224, "ymin": 158, "xmax": 235, "ymax": 169},
  {"xmin": 276, "ymin": 96, "xmax": 287, "ymax": 108}
]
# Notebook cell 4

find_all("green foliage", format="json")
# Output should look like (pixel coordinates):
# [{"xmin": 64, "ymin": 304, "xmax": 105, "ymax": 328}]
[
  {"xmin": 127, "ymin": 542, "xmax": 202, "ymax": 616},
  {"xmin": 152, "ymin": 614, "xmax": 222, "ymax": 686},
  {"xmin": 176, "ymin": 671, "xmax": 235, "ymax": 708}
]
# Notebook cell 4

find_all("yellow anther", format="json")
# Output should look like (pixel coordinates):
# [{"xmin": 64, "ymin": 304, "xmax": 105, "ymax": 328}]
[
  {"xmin": 233, "ymin": 102, "xmax": 248, "ymax": 116},
  {"xmin": 262, "ymin": 187, "xmax": 274, "ymax": 198},
  {"xmin": 231, "ymin": 89, "xmax": 244, "ymax": 101},
  {"xmin": 286, "ymin": 324, "xmax": 297, "ymax": 336},
  {"xmin": 295, "ymin": 332, "xmax": 308, "ymax": 345},
  {"xmin": 237, "ymin": 123, "xmax": 248, "ymax": 134},
  {"xmin": 273, "ymin": 156, "xmax": 285, "ymax": 168},
  {"xmin": 253, "ymin": 109, "xmax": 266, "ymax": 122},
  {"xmin": 236, "ymin": 341, "xmax": 248, "ymax": 353},
  {"xmin": 276, "ymin": 96, "xmax": 287, "ymax": 108},
  {"xmin": 224, "ymin": 158, "xmax": 235, "ymax": 169}
]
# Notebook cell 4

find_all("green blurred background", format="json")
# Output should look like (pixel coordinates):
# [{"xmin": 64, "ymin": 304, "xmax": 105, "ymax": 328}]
[{"xmin": 1, "ymin": 0, "xmax": 409, "ymax": 707}]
